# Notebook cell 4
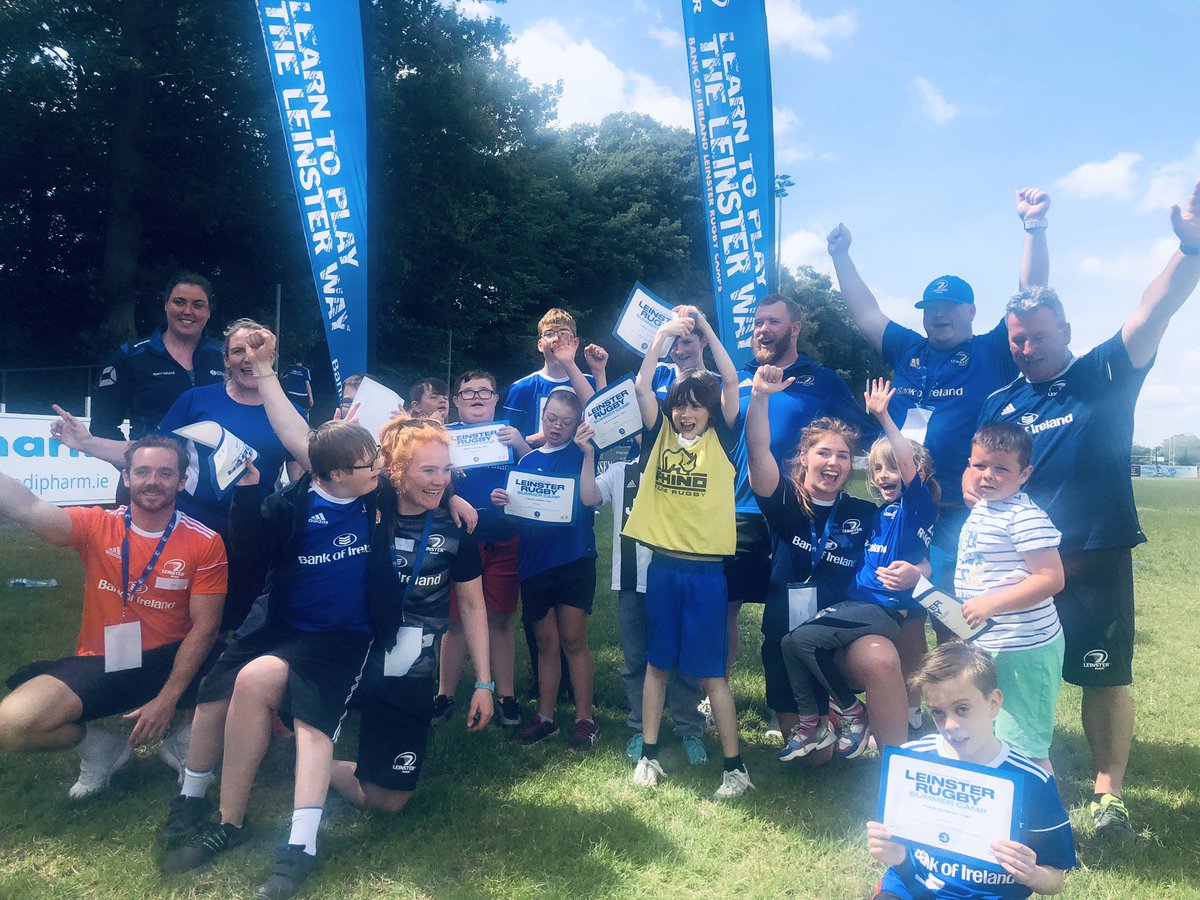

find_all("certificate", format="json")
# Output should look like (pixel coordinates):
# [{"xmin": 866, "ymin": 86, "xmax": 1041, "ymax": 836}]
[
  {"xmin": 878, "ymin": 745, "xmax": 1024, "ymax": 872},
  {"xmin": 911, "ymin": 576, "xmax": 993, "ymax": 642},
  {"xmin": 351, "ymin": 377, "xmax": 405, "ymax": 441},
  {"xmin": 900, "ymin": 406, "xmax": 933, "ymax": 445},
  {"xmin": 583, "ymin": 377, "xmax": 643, "ymax": 451},
  {"xmin": 503, "ymin": 470, "xmax": 578, "ymax": 525},
  {"xmin": 171, "ymin": 421, "xmax": 258, "ymax": 497},
  {"xmin": 447, "ymin": 421, "xmax": 514, "ymax": 469},
  {"xmin": 612, "ymin": 282, "xmax": 677, "ymax": 357}
]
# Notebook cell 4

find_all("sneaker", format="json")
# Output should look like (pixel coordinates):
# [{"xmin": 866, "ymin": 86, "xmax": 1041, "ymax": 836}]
[
  {"xmin": 254, "ymin": 844, "xmax": 317, "ymax": 899},
  {"xmin": 496, "ymin": 695, "xmax": 522, "ymax": 727},
  {"xmin": 626, "ymin": 732, "xmax": 644, "ymax": 764},
  {"xmin": 566, "ymin": 718, "xmax": 601, "ymax": 751},
  {"xmin": 515, "ymin": 716, "xmax": 559, "ymax": 746},
  {"xmin": 159, "ymin": 795, "xmax": 214, "ymax": 847},
  {"xmin": 161, "ymin": 820, "xmax": 248, "ymax": 875},
  {"xmin": 830, "ymin": 700, "xmax": 871, "ymax": 759},
  {"xmin": 714, "ymin": 767, "xmax": 755, "ymax": 799},
  {"xmin": 907, "ymin": 706, "xmax": 924, "ymax": 731},
  {"xmin": 69, "ymin": 728, "xmax": 132, "ymax": 799},
  {"xmin": 697, "ymin": 696, "xmax": 717, "ymax": 734},
  {"xmin": 777, "ymin": 719, "xmax": 835, "ymax": 762},
  {"xmin": 158, "ymin": 723, "xmax": 191, "ymax": 785},
  {"xmin": 681, "ymin": 734, "xmax": 708, "ymax": 766},
  {"xmin": 430, "ymin": 694, "xmax": 455, "ymax": 726},
  {"xmin": 632, "ymin": 757, "xmax": 666, "ymax": 787},
  {"xmin": 1090, "ymin": 793, "xmax": 1136, "ymax": 844},
  {"xmin": 764, "ymin": 714, "xmax": 783, "ymax": 741}
]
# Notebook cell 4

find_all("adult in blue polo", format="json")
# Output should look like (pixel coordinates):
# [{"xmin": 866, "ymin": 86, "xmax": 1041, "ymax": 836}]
[
  {"xmin": 826, "ymin": 189, "xmax": 1051, "ymax": 590},
  {"xmin": 978, "ymin": 178, "xmax": 1200, "ymax": 843}
]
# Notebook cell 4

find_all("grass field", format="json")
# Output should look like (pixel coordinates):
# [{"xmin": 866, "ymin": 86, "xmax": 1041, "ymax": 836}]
[{"xmin": 0, "ymin": 479, "xmax": 1198, "ymax": 898}]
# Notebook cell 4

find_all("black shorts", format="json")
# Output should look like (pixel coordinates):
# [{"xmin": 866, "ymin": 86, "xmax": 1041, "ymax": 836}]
[
  {"xmin": 5, "ymin": 641, "xmax": 224, "ymax": 722},
  {"xmin": 723, "ymin": 513, "xmax": 771, "ymax": 604},
  {"xmin": 350, "ymin": 654, "xmax": 435, "ymax": 793},
  {"xmin": 196, "ymin": 625, "xmax": 373, "ymax": 739},
  {"xmin": 520, "ymin": 556, "xmax": 597, "ymax": 625},
  {"xmin": 1055, "ymin": 549, "xmax": 1135, "ymax": 687}
]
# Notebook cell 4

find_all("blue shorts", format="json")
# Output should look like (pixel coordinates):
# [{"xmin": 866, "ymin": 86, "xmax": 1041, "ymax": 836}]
[{"xmin": 644, "ymin": 554, "xmax": 728, "ymax": 679}]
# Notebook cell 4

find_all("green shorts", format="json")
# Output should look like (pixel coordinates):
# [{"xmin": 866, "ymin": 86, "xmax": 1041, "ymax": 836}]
[{"xmin": 991, "ymin": 635, "xmax": 1065, "ymax": 759}]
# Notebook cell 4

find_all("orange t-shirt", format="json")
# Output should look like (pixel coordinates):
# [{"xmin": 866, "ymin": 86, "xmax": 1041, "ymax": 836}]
[{"xmin": 67, "ymin": 506, "xmax": 228, "ymax": 656}]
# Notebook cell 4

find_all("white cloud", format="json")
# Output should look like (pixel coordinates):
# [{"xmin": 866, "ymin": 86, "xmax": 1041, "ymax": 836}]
[
  {"xmin": 773, "ymin": 106, "xmax": 815, "ymax": 165},
  {"xmin": 910, "ymin": 77, "xmax": 959, "ymax": 125},
  {"xmin": 1054, "ymin": 152, "xmax": 1143, "ymax": 201},
  {"xmin": 766, "ymin": 0, "xmax": 856, "ymax": 60},
  {"xmin": 781, "ymin": 229, "xmax": 832, "ymax": 276},
  {"xmin": 445, "ymin": 0, "xmax": 496, "ymax": 20},
  {"xmin": 509, "ymin": 20, "xmax": 691, "ymax": 128},
  {"xmin": 1076, "ymin": 236, "xmax": 1178, "ymax": 283},
  {"xmin": 648, "ymin": 24, "xmax": 682, "ymax": 50},
  {"xmin": 1140, "ymin": 141, "xmax": 1200, "ymax": 212}
]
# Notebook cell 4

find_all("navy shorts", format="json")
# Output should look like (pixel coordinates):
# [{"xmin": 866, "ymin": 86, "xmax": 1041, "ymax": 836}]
[
  {"xmin": 520, "ymin": 556, "xmax": 597, "ymax": 625},
  {"xmin": 1056, "ymin": 549, "xmax": 1135, "ymax": 687},
  {"xmin": 350, "ymin": 653, "xmax": 435, "ymax": 793},
  {"xmin": 644, "ymin": 554, "xmax": 728, "ymax": 679},
  {"xmin": 723, "ymin": 513, "xmax": 771, "ymax": 604}
]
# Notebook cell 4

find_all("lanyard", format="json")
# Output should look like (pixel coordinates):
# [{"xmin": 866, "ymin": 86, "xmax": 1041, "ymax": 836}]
[
  {"xmin": 391, "ymin": 511, "xmax": 435, "ymax": 615},
  {"xmin": 121, "ymin": 508, "xmax": 176, "ymax": 608},
  {"xmin": 804, "ymin": 494, "xmax": 842, "ymax": 579},
  {"xmin": 915, "ymin": 343, "xmax": 964, "ymax": 407}
]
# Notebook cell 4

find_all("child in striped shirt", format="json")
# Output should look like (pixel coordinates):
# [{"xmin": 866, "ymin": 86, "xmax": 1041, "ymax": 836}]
[{"xmin": 958, "ymin": 422, "xmax": 1065, "ymax": 772}]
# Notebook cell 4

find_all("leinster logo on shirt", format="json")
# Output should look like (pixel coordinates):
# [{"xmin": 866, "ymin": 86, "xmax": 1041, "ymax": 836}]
[
  {"xmin": 1047, "ymin": 379, "xmax": 1067, "ymax": 397},
  {"xmin": 841, "ymin": 518, "xmax": 863, "ymax": 535},
  {"xmin": 656, "ymin": 447, "xmax": 707, "ymax": 496},
  {"xmin": 950, "ymin": 351, "xmax": 969, "ymax": 366},
  {"xmin": 795, "ymin": 374, "xmax": 815, "ymax": 386}
]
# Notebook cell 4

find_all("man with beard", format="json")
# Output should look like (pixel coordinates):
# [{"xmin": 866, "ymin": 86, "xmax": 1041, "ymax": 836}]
[
  {"xmin": 0, "ymin": 436, "xmax": 226, "ymax": 798},
  {"xmin": 723, "ymin": 296, "xmax": 877, "ymax": 698}
]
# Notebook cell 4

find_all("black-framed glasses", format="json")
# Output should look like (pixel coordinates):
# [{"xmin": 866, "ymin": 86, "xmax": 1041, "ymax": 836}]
[
  {"xmin": 540, "ymin": 328, "xmax": 576, "ymax": 340},
  {"xmin": 456, "ymin": 388, "xmax": 497, "ymax": 400},
  {"xmin": 349, "ymin": 447, "xmax": 382, "ymax": 470}
]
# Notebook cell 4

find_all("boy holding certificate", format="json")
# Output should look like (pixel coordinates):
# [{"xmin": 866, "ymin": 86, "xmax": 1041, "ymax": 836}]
[
  {"xmin": 957, "ymin": 423, "xmax": 1065, "ymax": 773},
  {"xmin": 868, "ymin": 642, "xmax": 1075, "ymax": 898},
  {"xmin": 491, "ymin": 391, "xmax": 603, "ymax": 751}
]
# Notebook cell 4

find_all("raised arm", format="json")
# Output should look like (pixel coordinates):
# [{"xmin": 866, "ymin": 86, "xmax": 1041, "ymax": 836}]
[
  {"xmin": 746, "ymin": 365, "xmax": 794, "ymax": 498},
  {"xmin": 0, "ymin": 472, "xmax": 73, "ymax": 546},
  {"xmin": 1122, "ymin": 178, "xmax": 1200, "ymax": 369},
  {"xmin": 49, "ymin": 404, "xmax": 129, "ymax": 468},
  {"xmin": 826, "ymin": 224, "xmax": 890, "ymax": 353},
  {"xmin": 1015, "ymin": 187, "xmax": 1051, "ymax": 291},
  {"xmin": 243, "ymin": 329, "xmax": 313, "ymax": 470},
  {"xmin": 864, "ymin": 378, "xmax": 916, "ymax": 486},
  {"xmin": 574, "ymin": 424, "xmax": 603, "ymax": 507},
  {"xmin": 549, "ymin": 334, "xmax": 597, "ymax": 404},
  {"xmin": 583, "ymin": 343, "xmax": 610, "ymax": 392},
  {"xmin": 634, "ymin": 318, "xmax": 691, "ymax": 427},
  {"xmin": 680, "ymin": 306, "xmax": 740, "ymax": 427}
]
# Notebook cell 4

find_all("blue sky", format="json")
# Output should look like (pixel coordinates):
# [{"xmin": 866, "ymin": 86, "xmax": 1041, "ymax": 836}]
[{"xmin": 454, "ymin": 0, "xmax": 1200, "ymax": 445}]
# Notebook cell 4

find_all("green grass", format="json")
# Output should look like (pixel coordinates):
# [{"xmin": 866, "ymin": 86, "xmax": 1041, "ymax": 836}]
[{"xmin": 0, "ymin": 480, "xmax": 1198, "ymax": 898}]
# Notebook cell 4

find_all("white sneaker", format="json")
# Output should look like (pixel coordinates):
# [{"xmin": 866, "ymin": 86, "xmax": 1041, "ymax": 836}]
[
  {"xmin": 158, "ymin": 723, "xmax": 192, "ymax": 785},
  {"xmin": 714, "ymin": 767, "xmax": 755, "ymax": 799},
  {"xmin": 632, "ymin": 757, "xmax": 666, "ymax": 787},
  {"xmin": 908, "ymin": 707, "xmax": 924, "ymax": 730},
  {"xmin": 764, "ymin": 714, "xmax": 783, "ymax": 741},
  {"xmin": 69, "ymin": 727, "xmax": 132, "ymax": 799}
]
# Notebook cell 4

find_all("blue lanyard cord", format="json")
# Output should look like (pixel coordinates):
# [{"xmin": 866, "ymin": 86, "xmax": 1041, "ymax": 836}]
[
  {"xmin": 121, "ymin": 508, "xmax": 177, "ymax": 609},
  {"xmin": 390, "ymin": 511, "xmax": 435, "ymax": 617},
  {"xmin": 806, "ymin": 494, "xmax": 842, "ymax": 577}
]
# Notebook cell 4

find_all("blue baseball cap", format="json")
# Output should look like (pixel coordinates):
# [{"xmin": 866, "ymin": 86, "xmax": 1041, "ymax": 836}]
[{"xmin": 915, "ymin": 275, "xmax": 975, "ymax": 308}]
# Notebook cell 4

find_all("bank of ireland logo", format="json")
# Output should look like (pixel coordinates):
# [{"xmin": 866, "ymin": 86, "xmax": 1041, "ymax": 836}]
[
  {"xmin": 824, "ymin": 538, "xmax": 839, "ymax": 551},
  {"xmin": 1019, "ymin": 413, "xmax": 1039, "ymax": 426},
  {"xmin": 1047, "ymin": 379, "xmax": 1067, "ymax": 397},
  {"xmin": 394, "ymin": 555, "xmax": 409, "ymax": 569},
  {"xmin": 334, "ymin": 533, "xmax": 357, "ymax": 548},
  {"xmin": 161, "ymin": 558, "xmax": 187, "ymax": 576},
  {"xmin": 1083, "ymin": 649, "xmax": 1110, "ymax": 670},
  {"xmin": 910, "ymin": 357, "xmax": 921, "ymax": 369},
  {"xmin": 391, "ymin": 751, "xmax": 417, "ymax": 773}
]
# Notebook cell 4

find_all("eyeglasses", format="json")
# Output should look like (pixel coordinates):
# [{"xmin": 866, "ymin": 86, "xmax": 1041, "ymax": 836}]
[
  {"xmin": 456, "ymin": 388, "xmax": 497, "ymax": 400},
  {"xmin": 543, "ymin": 414, "xmax": 578, "ymax": 429},
  {"xmin": 540, "ymin": 328, "xmax": 576, "ymax": 340},
  {"xmin": 349, "ymin": 448, "xmax": 382, "ymax": 470}
]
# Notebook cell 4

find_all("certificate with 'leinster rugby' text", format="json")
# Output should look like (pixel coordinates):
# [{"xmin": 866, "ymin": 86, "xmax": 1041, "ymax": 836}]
[{"xmin": 502, "ymin": 470, "xmax": 578, "ymax": 525}]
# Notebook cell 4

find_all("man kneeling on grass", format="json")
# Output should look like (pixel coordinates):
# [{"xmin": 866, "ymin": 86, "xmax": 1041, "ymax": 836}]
[{"xmin": 0, "ymin": 436, "xmax": 226, "ymax": 798}]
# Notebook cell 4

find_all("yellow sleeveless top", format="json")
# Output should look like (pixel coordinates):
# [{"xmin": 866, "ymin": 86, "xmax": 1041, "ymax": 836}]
[{"xmin": 622, "ymin": 413, "xmax": 737, "ymax": 556}]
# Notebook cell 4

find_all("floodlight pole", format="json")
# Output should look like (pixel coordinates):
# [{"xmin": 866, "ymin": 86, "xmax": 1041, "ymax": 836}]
[{"xmin": 773, "ymin": 174, "xmax": 795, "ymax": 289}]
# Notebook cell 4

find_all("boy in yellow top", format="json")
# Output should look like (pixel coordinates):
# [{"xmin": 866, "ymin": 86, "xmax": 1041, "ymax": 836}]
[{"xmin": 623, "ymin": 307, "xmax": 750, "ymax": 798}]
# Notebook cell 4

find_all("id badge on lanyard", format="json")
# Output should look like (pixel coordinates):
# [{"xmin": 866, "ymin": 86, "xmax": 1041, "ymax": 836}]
[
  {"xmin": 107, "ymin": 510, "xmax": 176, "ymax": 672},
  {"xmin": 786, "ymin": 497, "xmax": 840, "ymax": 631}
]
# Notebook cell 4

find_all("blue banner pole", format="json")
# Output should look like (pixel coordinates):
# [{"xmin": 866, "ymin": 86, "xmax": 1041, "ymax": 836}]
[
  {"xmin": 254, "ymin": 1, "xmax": 369, "ymax": 395},
  {"xmin": 679, "ymin": 0, "xmax": 776, "ymax": 369}
]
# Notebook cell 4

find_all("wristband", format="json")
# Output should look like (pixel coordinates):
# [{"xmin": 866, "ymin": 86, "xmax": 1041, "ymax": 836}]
[
  {"xmin": 1181, "ymin": 242, "xmax": 1200, "ymax": 257},
  {"xmin": 253, "ymin": 371, "xmax": 279, "ymax": 379},
  {"xmin": 474, "ymin": 681, "xmax": 495, "ymax": 692},
  {"xmin": 1023, "ymin": 218, "xmax": 1048, "ymax": 231}
]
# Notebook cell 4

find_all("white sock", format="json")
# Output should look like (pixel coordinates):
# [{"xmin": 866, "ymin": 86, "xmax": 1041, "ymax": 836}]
[
  {"xmin": 288, "ymin": 806, "xmax": 323, "ymax": 856},
  {"xmin": 181, "ymin": 767, "xmax": 215, "ymax": 798},
  {"xmin": 78, "ymin": 724, "xmax": 116, "ymax": 755}
]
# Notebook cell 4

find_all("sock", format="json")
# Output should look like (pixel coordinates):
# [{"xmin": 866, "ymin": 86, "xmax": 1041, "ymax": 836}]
[
  {"xmin": 723, "ymin": 754, "xmax": 745, "ymax": 773},
  {"xmin": 536, "ymin": 714, "xmax": 553, "ymax": 724},
  {"xmin": 796, "ymin": 714, "xmax": 821, "ymax": 729},
  {"xmin": 288, "ymin": 806, "xmax": 323, "ymax": 856},
  {"xmin": 641, "ymin": 742, "xmax": 659, "ymax": 761},
  {"xmin": 575, "ymin": 717, "xmax": 595, "ymax": 725},
  {"xmin": 78, "ymin": 724, "xmax": 115, "ymax": 754},
  {"xmin": 181, "ymin": 767, "xmax": 215, "ymax": 799},
  {"xmin": 834, "ymin": 698, "xmax": 864, "ymax": 715}
]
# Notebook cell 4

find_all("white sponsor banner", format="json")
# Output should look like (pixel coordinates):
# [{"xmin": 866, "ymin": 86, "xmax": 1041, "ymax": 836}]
[{"xmin": 0, "ymin": 413, "xmax": 126, "ymax": 506}]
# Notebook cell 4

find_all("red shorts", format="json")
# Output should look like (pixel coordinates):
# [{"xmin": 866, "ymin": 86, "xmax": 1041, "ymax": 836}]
[{"xmin": 449, "ymin": 535, "xmax": 520, "ymax": 622}]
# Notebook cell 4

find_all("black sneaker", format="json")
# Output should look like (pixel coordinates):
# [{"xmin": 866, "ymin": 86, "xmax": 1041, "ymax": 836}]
[
  {"xmin": 431, "ymin": 694, "xmax": 455, "ymax": 726},
  {"xmin": 1090, "ymin": 793, "xmax": 1136, "ymax": 844},
  {"xmin": 161, "ymin": 820, "xmax": 248, "ymax": 874},
  {"xmin": 254, "ymin": 844, "xmax": 317, "ymax": 899},
  {"xmin": 159, "ymin": 795, "xmax": 215, "ymax": 847},
  {"xmin": 496, "ymin": 695, "xmax": 522, "ymax": 727}
]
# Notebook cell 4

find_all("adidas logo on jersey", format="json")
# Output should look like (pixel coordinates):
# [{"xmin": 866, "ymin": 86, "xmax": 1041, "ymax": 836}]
[
  {"xmin": 1001, "ymin": 403, "xmax": 1016, "ymax": 415},
  {"xmin": 308, "ymin": 512, "xmax": 329, "ymax": 524},
  {"xmin": 105, "ymin": 546, "xmax": 122, "ymax": 559}
]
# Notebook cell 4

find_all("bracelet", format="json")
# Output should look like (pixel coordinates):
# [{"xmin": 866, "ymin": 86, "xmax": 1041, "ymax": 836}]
[
  {"xmin": 474, "ymin": 681, "xmax": 495, "ymax": 693},
  {"xmin": 1181, "ymin": 242, "xmax": 1200, "ymax": 257},
  {"xmin": 1023, "ymin": 218, "xmax": 1048, "ymax": 231},
  {"xmin": 253, "ymin": 371, "xmax": 279, "ymax": 379}
]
